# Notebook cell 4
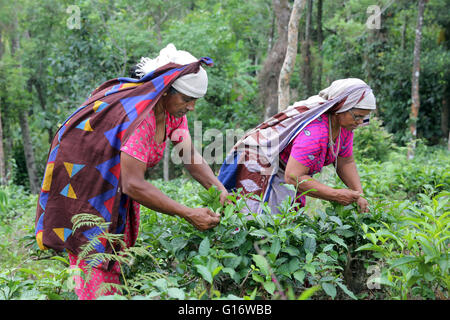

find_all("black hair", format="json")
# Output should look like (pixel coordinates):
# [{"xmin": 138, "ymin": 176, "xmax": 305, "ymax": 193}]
[
  {"xmin": 129, "ymin": 65, "xmax": 140, "ymax": 79},
  {"xmin": 168, "ymin": 86, "xmax": 178, "ymax": 95}
]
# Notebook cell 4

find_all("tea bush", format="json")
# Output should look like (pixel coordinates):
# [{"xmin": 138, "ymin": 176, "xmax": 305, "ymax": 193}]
[
  {"xmin": 125, "ymin": 186, "xmax": 392, "ymax": 300},
  {"xmin": 353, "ymin": 117, "xmax": 397, "ymax": 163},
  {"xmin": 357, "ymin": 190, "xmax": 449, "ymax": 299},
  {"xmin": 0, "ymin": 147, "xmax": 448, "ymax": 300}
]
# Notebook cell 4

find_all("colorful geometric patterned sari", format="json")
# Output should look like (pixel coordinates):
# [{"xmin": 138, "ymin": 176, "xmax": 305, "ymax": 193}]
[{"xmin": 35, "ymin": 58, "xmax": 213, "ymax": 271}]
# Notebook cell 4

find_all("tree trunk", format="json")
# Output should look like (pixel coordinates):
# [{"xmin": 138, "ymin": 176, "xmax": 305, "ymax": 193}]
[
  {"xmin": 32, "ymin": 80, "xmax": 54, "ymax": 144},
  {"xmin": 0, "ymin": 105, "xmax": 5, "ymax": 185},
  {"xmin": 259, "ymin": 0, "xmax": 291, "ymax": 119},
  {"xmin": 0, "ymin": 34, "xmax": 5, "ymax": 185},
  {"xmin": 278, "ymin": 0, "xmax": 305, "ymax": 112},
  {"xmin": 11, "ymin": 14, "xmax": 40, "ymax": 193},
  {"xmin": 363, "ymin": 29, "xmax": 380, "ymax": 116},
  {"xmin": 3, "ymin": 124, "xmax": 13, "ymax": 183},
  {"xmin": 18, "ymin": 112, "xmax": 40, "ymax": 193},
  {"xmin": 442, "ymin": 83, "xmax": 449, "ymax": 143},
  {"xmin": 301, "ymin": 0, "xmax": 313, "ymax": 97},
  {"xmin": 408, "ymin": 0, "xmax": 426, "ymax": 160},
  {"xmin": 448, "ymin": 130, "xmax": 450, "ymax": 152},
  {"xmin": 316, "ymin": 0, "xmax": 323, "ymax": 90}
]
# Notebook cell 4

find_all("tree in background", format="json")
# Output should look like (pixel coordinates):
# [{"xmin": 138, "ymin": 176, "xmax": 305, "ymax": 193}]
[
  {"xmin": 259, "ymin": 0, "xmax": 291, "ymax": 119},
  {"xmin": 408, "ymin": 0, "xmax": 428, "ymax": 159},
  {"xmin": 278, "ymin": 0, "xmax": 305, "ymax": 111},
  {"xmin": 0, "ymin": 0, "xmax": 448, "ymax": 191}
]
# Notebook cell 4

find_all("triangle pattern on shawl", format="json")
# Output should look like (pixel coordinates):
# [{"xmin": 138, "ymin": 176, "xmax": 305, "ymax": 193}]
[
  {"xmin": 64, "ymin": 162, "xmax": 85, "ymax": 178},
  {"xmin": 60, "ymin": 184, "xmax": 77, "ymax": 199},
  {"xmin": 104, "ymin": 196, "xmax": 115, "ymax": 215},
  {"xmin": 93, "ymin": 100, "xmax": 109, "ymax": 113},
  {"xmin": 76, "ymin": 118, "xmax": 93, "ymax": 131},
  {"xmin": 53, "ymin": 228, "xmax": 72, "ymax": 242}
]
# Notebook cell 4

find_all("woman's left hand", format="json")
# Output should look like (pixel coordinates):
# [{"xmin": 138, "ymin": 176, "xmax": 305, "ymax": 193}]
[
  {"xmin": 219, "ymin": 189, "xmax": 232, "ymax": 206},
  {"xmin": 356, "ymin": 196, "xmax": 369, "ymax": 213}
]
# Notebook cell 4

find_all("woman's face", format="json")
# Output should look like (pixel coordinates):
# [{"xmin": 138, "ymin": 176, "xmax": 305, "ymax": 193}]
[
  {"xmin": 338, "ymin": 108, "xmax": 372, "ymax": 131},
  {"xmin": 163, "ymin": 91, "xmax": 197, "ymax": 118}
]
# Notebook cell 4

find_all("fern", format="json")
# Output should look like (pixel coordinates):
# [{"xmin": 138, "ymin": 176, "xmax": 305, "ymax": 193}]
[{"xmin": 70, "ymin": 213, "xmax": 155, "ymax": 299}]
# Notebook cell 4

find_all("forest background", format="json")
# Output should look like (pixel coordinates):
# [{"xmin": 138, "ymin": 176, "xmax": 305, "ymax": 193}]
[{"xmin": 0, "ymin": 0, "xmax": 449, "ymax": 192}]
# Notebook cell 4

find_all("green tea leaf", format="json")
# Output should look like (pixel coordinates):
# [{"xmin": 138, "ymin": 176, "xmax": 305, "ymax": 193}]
[
  {"xmin": 329, "ymin": 215, "xmax": 343, "ymax": 226},
  {"xmin": 388, "ymin": 256, "xmax": 419, "ymax": 269},
  {"xmin": 282, "ymin": 246, "xmax": 300, "ymax": 256},
  {"xmin": 298, "ymin": 285, "xmax": 321, "ymax": 300},
  {"xmin": 198, "ymin": 237, "xmax": 210, "ymax": 256},
  {"xmin": 195, "ymin": 265, "xmax": 213, "ymax": 284},
  {"xmin": 270, "ymin": 238, "xmax": 281, "ymax": 257},
  {"xmin": 153, "ymin": 278, "xmax": 168, "ymax": 292},
  {"xmin": 212, "ymin": 266, "xmax": 223, "ymax": 277},
  {"xmin": 252, "ymin": 273, "xmax": 264, "ymax": 283},
  {"xmin": 167, "ymin": 287, "xmax": 185, "ymax": 300},
  {"xmin": 322, "ymin": 244, "xmax": 335, "ymax": 252},
  {"xmin": 293, "ymin": 270, "xmax": 305, "ymax": 283},
  {"xmin": 329, "ymin": 234, "xmax": 347, "ymax": 250},
  {"xmin": 252, "ymin": 254, "xmax": 270, "ymax": 277},
  {"xmin": 224, "ymin": 205, "xmax": 234, "ymax": 220},
  {"xmin": 321, "ymin": 282, "xmax": 336, "ymax": 299},
  {"xmin": 263, "ymin": 281, "xmax": 275, "ymax": 295},
  {"xmin": 336, "ymin": 282, "xmax": 357, "ymax": 300}
]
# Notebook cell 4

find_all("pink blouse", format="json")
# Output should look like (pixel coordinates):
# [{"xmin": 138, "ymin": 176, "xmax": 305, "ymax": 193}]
[
  {"xmin": 120, "ymin": 109, "xmax": 189, "ymax": 167},
  {"xmin": 280, "ymin": 113, "xmax": 354, "ymax": 206}
]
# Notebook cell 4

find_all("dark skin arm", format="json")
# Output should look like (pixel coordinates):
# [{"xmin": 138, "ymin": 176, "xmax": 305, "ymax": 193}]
[
  {"xmin": 120, "ymin": 152, "xmax": 220, "ymax": 231},
  {"xmin": 173, "ymin": 131, "xmax": 230, "ymax": 205},
  {"xmin": 336, "ymin": 155, "xmax": 369, "ymax": 212},
  {"xmin": 284, "ymin": 155, "xmax": 361, "ymax": 206}
]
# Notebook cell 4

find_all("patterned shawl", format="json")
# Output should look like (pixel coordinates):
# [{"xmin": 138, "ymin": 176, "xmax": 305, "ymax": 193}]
[
  {"xmin": 218, "ymin": 82, "xmax": 373, "ymax": 215},
  {"xmin": 35, "ymin": 58, "xmax": 213, "ymax": 271}
]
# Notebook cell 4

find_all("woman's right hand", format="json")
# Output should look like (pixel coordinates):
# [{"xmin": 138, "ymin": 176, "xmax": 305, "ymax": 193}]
[
  {"xmin": 333, "ymin": 189, "xmax": 361, "ymax": 206},
  {"xmin": 184, "ymin": 208, "xmax": 221, "ymax": 231}
]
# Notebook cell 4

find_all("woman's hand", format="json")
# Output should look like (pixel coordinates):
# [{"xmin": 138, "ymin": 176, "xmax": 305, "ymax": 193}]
[
  {"xmin": 333, "ymin": 189, "xmax": 361, "ymax": 206},
  {"xmin": 219, "ymin": 189, "xmax": 232, "ymax": 206},
  {"xmin": 184, "ymin": 208, "xmax": 221, "ymax": 231},
  {"xmin": 356, "ymin": 196, "xmax": 369, "ymax": 213}
]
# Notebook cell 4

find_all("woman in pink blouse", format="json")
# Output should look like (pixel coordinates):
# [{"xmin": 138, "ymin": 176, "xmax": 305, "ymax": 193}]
[
  {"xmin": 219, "ymin": 78, "xmax": 376, "ymax": 215},
  {"xmin": 282, "ymin": 108, "xmax": 370, "ymax": 213},
  {"xmin": 67, "ymin": 44, "xmax": 228, "ymax": 299}
]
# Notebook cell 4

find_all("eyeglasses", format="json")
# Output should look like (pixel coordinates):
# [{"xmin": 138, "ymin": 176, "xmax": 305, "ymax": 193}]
[{"xmin": 348, "ymin": 109, "xmax": 368, "ymax": 122}]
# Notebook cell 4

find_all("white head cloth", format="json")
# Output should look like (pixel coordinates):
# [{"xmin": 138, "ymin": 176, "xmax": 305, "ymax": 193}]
[
  {"xmin": 135, "ymin": 43, "xmax": 208, "ymax": 98},
  {"xmin": 290, "ymin": 78, "xmax": 376, "ymax": 113}
]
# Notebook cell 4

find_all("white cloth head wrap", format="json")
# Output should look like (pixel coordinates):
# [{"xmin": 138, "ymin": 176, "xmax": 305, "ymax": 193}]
[
  {"xmin": 319, "ymin": 78, "xmax": 376, "ymax": 113},
  {"xmin": 290, "ymin": 78, "xmax": 376, "ymax": 113},
  {"xmin": 135, "ymin": 43, "xmax": 208, "ymax": 98}
]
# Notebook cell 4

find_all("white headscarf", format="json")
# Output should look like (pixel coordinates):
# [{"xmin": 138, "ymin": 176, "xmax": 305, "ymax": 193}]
[
  {"xmin": 290, "ymin": 78, "xmax": 376, "ymax": 113},
  {"xmin": 319, "ymin": 78, "xmax": 376, "ymax": 113},
  {"xmin": 134, "ymin": 44, "xmax": 208, "ymax": 98}
]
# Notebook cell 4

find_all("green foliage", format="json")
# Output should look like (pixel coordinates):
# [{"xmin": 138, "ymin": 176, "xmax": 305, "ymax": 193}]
[
  {"xmin": 356, "ymin": 146, "xmax": 450, "ymax": 200},
  {"xmin": 71, "ymin": 213, "xmax": 155, "ymax": 299},
  {"xmin": 128, "ymin": 185, "xmax": 386, "ymax": 300},
  {"xmin": 0, "ymin": 146, "xmax": 449, "ymax": 300},
  {"xmin": 357, "ymin": 191, "xmax": 450, "ymax": 299},
  {"xmin": 353, "ymin": 117, "xmax": 397, "ymax": 163}
]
